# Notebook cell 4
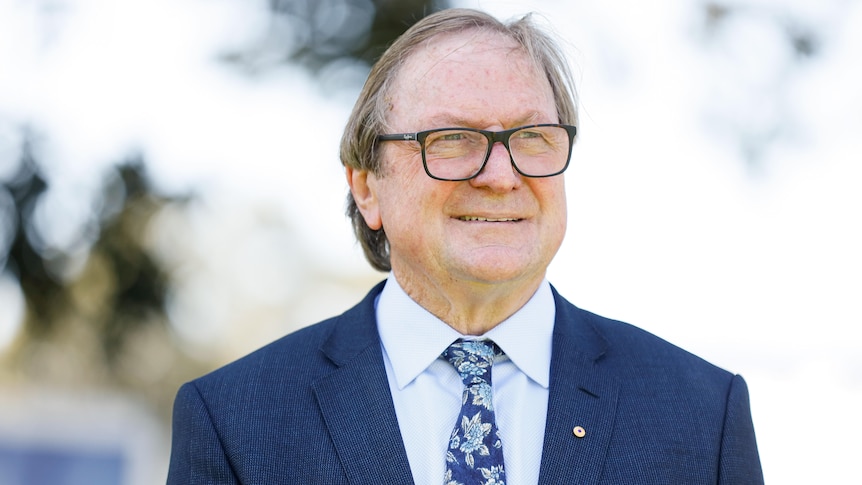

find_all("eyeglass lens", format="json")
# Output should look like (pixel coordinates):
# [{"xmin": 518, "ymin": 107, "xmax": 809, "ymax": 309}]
[{"xmin": 421, "ymin": 125, "xmax": 571, "ymax": 180}]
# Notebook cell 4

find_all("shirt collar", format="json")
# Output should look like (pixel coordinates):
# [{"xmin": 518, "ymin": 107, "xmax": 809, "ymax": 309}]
[{"xmin": 376, "ymin": 275, "xmax": 555, "ymax": 390}]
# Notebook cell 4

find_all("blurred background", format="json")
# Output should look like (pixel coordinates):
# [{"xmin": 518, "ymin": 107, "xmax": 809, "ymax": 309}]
[{"xmin": 0, "ymin": 0, "xmax": 859, "ymax": 483}]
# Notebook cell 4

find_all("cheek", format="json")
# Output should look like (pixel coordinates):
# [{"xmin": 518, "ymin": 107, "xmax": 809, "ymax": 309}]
[
  {"xmin": 377, "ymin": 185, "xmax": 434, "ymax": 261},
  {"xmin": 536, "ymin": 181, "xmax": 568, "ymax": 238},
  {"xmin": 535, "ymin": 178, "xmax": 567, "ymax": 211},
  {"xmin": 376, "ymin": 162, "xmax": 436, "ymax": 228}
]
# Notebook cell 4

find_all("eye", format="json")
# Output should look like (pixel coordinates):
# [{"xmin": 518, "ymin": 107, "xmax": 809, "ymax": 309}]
[
  {"xmin": 439, "ymin": 132, "xmax": 466, "ymax": 141},
  {"xmin": 513, "ymin": 129, "xmax": 542, "ymax": 139},
  {"xmin": 425, "ymin": 130, "xmax": 485, "ymax": 152}
]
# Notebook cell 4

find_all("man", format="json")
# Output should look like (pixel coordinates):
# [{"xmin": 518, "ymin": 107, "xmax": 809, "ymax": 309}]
[{"xmin": 167, "ymin": 8, "xmax": 763, "ymax": 484}]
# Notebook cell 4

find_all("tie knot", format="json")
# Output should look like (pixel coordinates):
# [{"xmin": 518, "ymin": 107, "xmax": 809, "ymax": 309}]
[{"xmin": 442, "ymin": 339, "xmax": 501, "ymax": 384}]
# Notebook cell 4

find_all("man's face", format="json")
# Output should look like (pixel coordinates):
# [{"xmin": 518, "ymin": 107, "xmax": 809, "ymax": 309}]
[{"xmin": 352, "ymin": 30, "xmax": 567, "ymax": 293}]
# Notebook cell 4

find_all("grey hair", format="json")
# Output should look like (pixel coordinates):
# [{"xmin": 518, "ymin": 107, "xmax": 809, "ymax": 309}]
[{"xmin": 340, "ymin": 8, "xmax": 578, "ymax": 271}]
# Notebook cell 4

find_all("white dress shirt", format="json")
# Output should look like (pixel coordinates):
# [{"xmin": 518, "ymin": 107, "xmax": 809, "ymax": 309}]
[{"xmin": 376, "ymin": 275, "xmax": 555, "ymax": 485}]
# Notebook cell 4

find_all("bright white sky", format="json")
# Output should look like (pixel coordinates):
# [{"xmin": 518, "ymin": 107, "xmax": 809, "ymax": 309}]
[{"xmin": 0, "ymin": 0, "xmax": 860, "ymax": 482}]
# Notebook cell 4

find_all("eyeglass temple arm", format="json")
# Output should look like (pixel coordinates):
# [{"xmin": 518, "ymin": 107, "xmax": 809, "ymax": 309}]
[{"xmin": 377, "ymin": 133, "xmax": 418, "ymax": 141}]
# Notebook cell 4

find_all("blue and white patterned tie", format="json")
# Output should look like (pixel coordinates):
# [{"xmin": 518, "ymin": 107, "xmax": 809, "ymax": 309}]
[{"xmin": 442, "ymin": 339, "xmax": 506, "ymax": 485}]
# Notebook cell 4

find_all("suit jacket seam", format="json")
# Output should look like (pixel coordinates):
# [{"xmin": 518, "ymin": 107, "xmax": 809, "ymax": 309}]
[{"xmin": 190, "ymin": 380, "xmax": 242, "ymax": 483}]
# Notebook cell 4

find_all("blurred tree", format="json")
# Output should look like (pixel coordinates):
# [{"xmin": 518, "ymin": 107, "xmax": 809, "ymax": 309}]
[
  {"xmin": 0, "ymin": 129, "xmax": 209, "ymax": 416},
  {"xmin": 1, "ymin": 131, "xmax": 62, "ymax": 338},
  {"xmin": 222, "ymin": 0, "xmax": 450, "ymax": 73},
  {"xmin": 2, "ymin": 132, "xmax": 165, "ymax": 359}
]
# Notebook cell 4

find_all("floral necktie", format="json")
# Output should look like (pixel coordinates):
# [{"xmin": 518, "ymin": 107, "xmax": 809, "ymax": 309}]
[{"xmin": 442, "ymin": 339, "xmax": 506, "ymax": 485}]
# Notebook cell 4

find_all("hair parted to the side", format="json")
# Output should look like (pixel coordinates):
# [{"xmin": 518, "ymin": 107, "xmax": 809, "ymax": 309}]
[{"xmin": 340, "ymin": 8, "xmax": 579, "ymax": 272}]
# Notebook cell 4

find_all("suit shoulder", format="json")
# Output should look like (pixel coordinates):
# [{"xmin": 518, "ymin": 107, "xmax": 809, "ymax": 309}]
[
  {"xmin": 192, "ymin": 316, "xmax": 339, "ymax": 392},
  {"xmin": 555, "ymin": 294, "xmax": 735, "ymax": 385},
  {"xmin": 184, "ymin": 281, "xmax": 385, "ymax": 401}
]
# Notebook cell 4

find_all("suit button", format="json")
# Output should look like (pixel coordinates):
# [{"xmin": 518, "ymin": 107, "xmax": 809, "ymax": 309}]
[{"xmin": 573, "ymin": 426, "xmax": 586, "ymax": 438}]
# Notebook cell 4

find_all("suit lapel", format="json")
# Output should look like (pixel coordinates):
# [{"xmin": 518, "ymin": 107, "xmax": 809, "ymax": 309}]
[
  {"xmin": 539, "ymin": 290, "xmax": 619, "ymax": 485},
  {"xmin": 312, "ymin": 283, "xmax": 414, "ymax": 484}
]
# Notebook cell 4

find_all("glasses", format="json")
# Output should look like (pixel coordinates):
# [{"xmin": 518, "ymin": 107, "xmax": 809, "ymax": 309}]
[{"xmin": 377, "ymin": 124, "xmax": 577, "ymax": 181}]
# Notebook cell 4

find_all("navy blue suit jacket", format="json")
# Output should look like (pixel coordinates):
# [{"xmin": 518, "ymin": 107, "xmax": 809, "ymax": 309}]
[{"xmin": 167, "ymin": 282, "xmax": 763, "ymax": 484}]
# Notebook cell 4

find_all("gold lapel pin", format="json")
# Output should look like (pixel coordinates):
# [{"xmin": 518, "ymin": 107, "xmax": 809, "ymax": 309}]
[{"xmin": 572, "ymin": 426, "xmax": 586, "ymax": 438}]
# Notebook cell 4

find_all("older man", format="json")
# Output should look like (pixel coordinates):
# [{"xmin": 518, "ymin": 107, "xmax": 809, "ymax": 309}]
[{"xmin": 168, "ymin": 8, "xmax": 763, "ymax": 484}]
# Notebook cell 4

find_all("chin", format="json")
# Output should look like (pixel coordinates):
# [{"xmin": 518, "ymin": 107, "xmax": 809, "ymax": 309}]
[{"xmin": 456, "ymin": 260, "xmax": 543, "ymax": 287}]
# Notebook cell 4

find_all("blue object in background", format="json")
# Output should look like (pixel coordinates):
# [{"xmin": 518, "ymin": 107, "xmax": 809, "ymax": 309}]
[{"xmin": 0, "ymin": 442, "xmax": 124, "ymax": 485}]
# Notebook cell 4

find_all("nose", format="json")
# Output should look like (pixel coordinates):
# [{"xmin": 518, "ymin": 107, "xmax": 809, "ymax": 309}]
[{"xmin": 469, "ymin": 142, "xmax": 521, "ymax": 191}]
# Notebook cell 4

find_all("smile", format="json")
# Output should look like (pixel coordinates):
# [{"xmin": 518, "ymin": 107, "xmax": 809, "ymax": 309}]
[{"xmin": 458, "ymin": 216, "xmax": 520, "ymax": 222}]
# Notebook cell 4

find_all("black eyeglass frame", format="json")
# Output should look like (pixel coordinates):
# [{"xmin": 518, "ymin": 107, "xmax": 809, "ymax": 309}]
[{"xmin": 376, "ymin": 123, "xmax": 577, "ymax": 181}]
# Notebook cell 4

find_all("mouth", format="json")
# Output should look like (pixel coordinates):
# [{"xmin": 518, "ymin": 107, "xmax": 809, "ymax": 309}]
[{"xmin": 458, "ymin": 216, "xmax": 521, "ymax": 222}]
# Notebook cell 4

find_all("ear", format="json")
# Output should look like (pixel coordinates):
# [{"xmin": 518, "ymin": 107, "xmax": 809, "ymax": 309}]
[{"xmin": 346, "ymin": 166, "xmax": 382, "ymax": 230}]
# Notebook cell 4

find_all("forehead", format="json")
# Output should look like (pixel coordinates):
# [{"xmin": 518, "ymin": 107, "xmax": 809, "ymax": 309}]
[{"xmin": 387, "ymin": 30, "xmax": 556, "ymax": 129}]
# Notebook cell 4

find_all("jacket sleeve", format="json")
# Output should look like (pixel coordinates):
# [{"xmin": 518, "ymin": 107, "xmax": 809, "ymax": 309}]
[
  {"xmin": 718, "ymin": 374, "xmax": 765, "ymax": 484},
  {"xmin": 167, "ymin": 382, "xmax": 239, "ymax": 485}
]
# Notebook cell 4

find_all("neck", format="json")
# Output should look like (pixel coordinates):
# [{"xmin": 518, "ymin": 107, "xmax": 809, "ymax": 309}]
[{"xmin": 393, "ymin": 270, "xmax": 544, "ymax": 336}]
